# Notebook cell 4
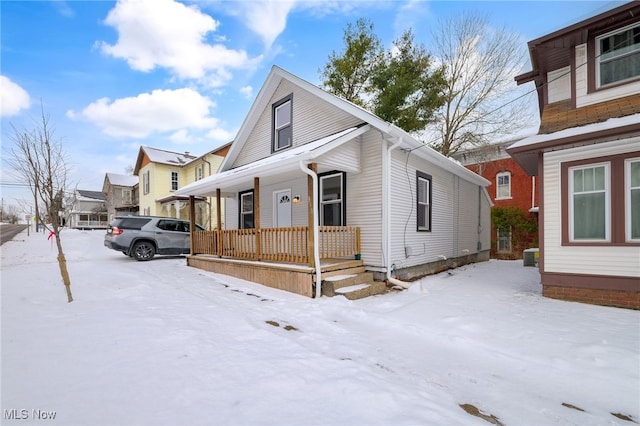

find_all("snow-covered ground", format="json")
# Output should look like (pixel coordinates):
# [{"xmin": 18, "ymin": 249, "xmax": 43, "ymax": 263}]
[{"xmin": 1, "ymin": 229, "xmax": 638, "ymax": 426}]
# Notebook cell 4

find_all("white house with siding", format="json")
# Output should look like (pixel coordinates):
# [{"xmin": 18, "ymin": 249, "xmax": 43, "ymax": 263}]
[
  {"xmin": 508, "ymin": 2, "xmax": 640, "ymax": 309},
  {"xmin": 176, "ymin": 66, "xmax": 491, "ymax": 298}
]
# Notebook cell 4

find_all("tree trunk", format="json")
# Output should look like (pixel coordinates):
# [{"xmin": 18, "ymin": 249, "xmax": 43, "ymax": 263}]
[{"xmin": 54, "ymin": 232, "xmax": 73, "ymax": 303}]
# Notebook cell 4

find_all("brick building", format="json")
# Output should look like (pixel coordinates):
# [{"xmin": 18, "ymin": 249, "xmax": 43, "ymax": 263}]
[{"xmin": 454, "ymin": 138, "xmax": 539, "ymax": 258}]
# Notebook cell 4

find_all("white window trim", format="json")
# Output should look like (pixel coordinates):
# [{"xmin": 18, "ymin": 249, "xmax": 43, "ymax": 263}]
[
  {"xmin": 569, "ymin": 162, "xmax": 611, "ymax": 242},
  {"xmin": 143, "ymin": 170, "xmax": 150, "ymax": 195},
  {"xmin": 240, "ymin": 191, "xmax": 254, "ymax": 229},
  {"xmin": 497, "ymin": 227, "xmax": 512, "ymax": 253},
  {"xmin": 274, "ymin": 99, "xmax": 292, "ymax": 151},
  {"xmin": 595, "ymin": 22, "xmax": 640, "ymax": 89},
  {"xmin": 625, "ymin": 157, "xmax": 640, "ymax": 242},
  {"xmin": 170, "ymin": 171, "xmax": 179, "ymax": 192},
  {"xmin": 496, "ymin": 171, "xmax": 512, "ymax": 200},
  {"xmin": 196, "ymin": 165, "xmax": 203, "ymax": 181},
  {"xmin": 417, "ymin": 175, "xmax": 431, "ymax": 231}
]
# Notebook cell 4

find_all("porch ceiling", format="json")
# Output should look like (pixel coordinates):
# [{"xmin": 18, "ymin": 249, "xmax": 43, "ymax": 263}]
[{"xmin": 176, "ymin": 125, "xmax": 370, "ymax": 197}]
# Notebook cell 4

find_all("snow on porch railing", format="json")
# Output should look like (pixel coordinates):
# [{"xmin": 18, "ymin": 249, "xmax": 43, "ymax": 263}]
[{"xmin": 191, "ymin": 226, "xmax": 361, "ymax": 263}]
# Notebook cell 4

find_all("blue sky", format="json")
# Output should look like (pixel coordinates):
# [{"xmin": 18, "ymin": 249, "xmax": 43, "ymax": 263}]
[{"xmin": 0, "ymin": 0, "xmax": 626, "ymax": 209}]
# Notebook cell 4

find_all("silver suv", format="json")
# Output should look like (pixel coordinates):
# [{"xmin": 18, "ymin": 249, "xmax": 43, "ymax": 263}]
[{"xmin": 104, "ymin": 216, "xmax": 203, "ymax": 261}]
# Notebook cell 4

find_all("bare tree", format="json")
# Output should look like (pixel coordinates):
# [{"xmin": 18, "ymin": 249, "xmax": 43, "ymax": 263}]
[
  {"xmin": 429, "ymin": 12, "xmax": 532, "ymax": 156},
  {"xmin": 6, "ymin": 111, "xmax": 74, "ymax": 302}
]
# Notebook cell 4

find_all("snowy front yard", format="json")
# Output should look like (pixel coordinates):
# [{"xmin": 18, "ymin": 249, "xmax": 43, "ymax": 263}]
[{"xmin": 1, "ymin": 229, "xmax": 638, "ymax": 426}]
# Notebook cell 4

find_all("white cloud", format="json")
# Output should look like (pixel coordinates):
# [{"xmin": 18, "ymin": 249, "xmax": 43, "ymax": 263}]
[
  {"xmin": 99, "ymin": 0, "xmax": 258, "ymax": 84},
  {"xmin": 239, "ymin": 85, "xmax": 253, "ymax": 99},
  {"xmin": 206, "ymin": 127, "xmax": 234, "ymax": 143},
  {"xmin": 68, "ymin": 88, "xmax": 226, "ymax": 139},
  {"xmin": 239, "ymin": 1, "xmax": 296, "ymax": 48},
  {"xmin": 0, "ymin": 75, "xmax": 30, "ymax": 117}
]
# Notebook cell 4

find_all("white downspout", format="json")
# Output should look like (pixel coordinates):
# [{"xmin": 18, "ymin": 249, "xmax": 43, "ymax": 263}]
[
  {"xmin": 383, "ymin": 135, "xmax": 404, "ymax": 282},
  {"xmin": 299, "ymin": 161, "xmax": 322, "ymax": 298}
]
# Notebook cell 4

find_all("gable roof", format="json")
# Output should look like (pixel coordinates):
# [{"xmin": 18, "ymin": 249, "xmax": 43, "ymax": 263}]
[
  {"xmin": 200, "ymin": 66, "xmax": 488, "ymax": 193},
  {"xmin": 105, "ymin": 173, "xmax": 138, "ymax": 187},
  {"xmin": 133, "ymin": 146, "xmax": 197, "ymax": 175}
]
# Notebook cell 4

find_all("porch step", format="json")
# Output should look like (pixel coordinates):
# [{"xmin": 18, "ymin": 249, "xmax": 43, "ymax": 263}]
[
  {"xmin": 314, "ymin": 266, "xmax": 366, "ymax": 282},
  {"xmin": 333, "ymin": 281, "xmax": 388, "ymax": 300},
  {"xmin": 321, "ymin": 272, "xmax": 387, "ymax": 300}
]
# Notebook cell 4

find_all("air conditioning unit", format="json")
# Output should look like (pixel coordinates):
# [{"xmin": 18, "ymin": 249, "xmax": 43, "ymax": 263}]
[{"xmin": 523, "ymin": 248, "xmax": 539, "ymax": 267}]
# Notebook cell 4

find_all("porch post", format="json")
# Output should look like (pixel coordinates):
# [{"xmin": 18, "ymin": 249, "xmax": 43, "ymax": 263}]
[
  {"xmin": 216, "ymin": 188, "xmax": 222, "ymax": 258},
  {"xmin": 254, "ymin": 177, "xmax": 261, "ymax": 260},
  {"xmin": 188, "ymin": 196, "xmax": 195, "ymax": 255},
  {"xmin": 307, "ymin": 163, "xmax": 317, "ymax": 268}
]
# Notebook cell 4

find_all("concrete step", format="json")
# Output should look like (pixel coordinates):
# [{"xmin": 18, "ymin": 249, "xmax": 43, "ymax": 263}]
[
  {"xmin": 314, "ymin": 266, "xmax": 366, "ymax": 282},
  {"xmin": 321, "ymin": 272, "xmax": 386, "ymax": 299},
  {"xmin": 333, "ymin": 281, "xmax": 388, "ymax": 300}
]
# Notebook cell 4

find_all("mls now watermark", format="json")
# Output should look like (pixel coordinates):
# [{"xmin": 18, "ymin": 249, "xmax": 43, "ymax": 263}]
[{"xmin": 4, "ymin": 409, "xmax": 57, "ymax": 420}]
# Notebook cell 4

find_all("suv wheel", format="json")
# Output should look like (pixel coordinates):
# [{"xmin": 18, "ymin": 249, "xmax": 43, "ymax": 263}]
[{"xmin": 132, "ymin": 241, "xmax": 155, "ymax": 261}]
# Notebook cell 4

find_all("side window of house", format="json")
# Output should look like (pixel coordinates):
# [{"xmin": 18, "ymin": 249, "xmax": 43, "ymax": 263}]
[
  {"xmin": 570, "ymin": 163, "xmax": 610, "ymax": 241},
  {"xmin": 417, "ymin": 171, "xmax": 432, "ymax": 231},
  {"xmin": 240, "ymin": 190, "xmax": 254, "ymax": 229},
  {"xmin": 496, "ymin": 171, "xmax": 511, "ymax": 199},
  {"xmin": 143, "ymin": 170, "xmax": 150, "ymax": 195},
  {"xmin": 272, "ymin": 95, "xmax": 292, "ymax": 152},
  {"xmin": 196, "ymin": 165, "xmax": 203, "ymax": 181},
  {"xmin": 122, "ymin": 189, "xmax": 132, "ymax": 204},
  {"xmin": 596, "ymin": 23, "xmax": 640, "ymax": 88},
  {"xmin": 626, "ymin": 158, "xmax": 640, "ymax": 242},
  {"xmin": 170, "ymin": 171, "xmax": 179, "ymax": 191},
  {"xmin": 320, "ymin": 172, "xmax": 345, "ymax": 226},
  {"xmin": 497, "ymin": 227, "xmax": 512, "ymax": 253}
]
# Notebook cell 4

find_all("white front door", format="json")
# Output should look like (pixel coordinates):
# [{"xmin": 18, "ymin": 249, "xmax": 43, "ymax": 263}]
[{"xmin": 274, "ymin": 189, "xmax": 292, "ymax": 228}]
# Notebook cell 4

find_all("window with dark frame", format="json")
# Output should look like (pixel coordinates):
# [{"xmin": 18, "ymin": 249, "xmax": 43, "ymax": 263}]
[
  {"xmin": 570, "ymin": 163, "xmax": 609, "ymax": 241},
  {"xmin": 272, "ymin": 95, "xmax": 292, "ymax": 152},
  {"xmin": 596, "ymin": 23, "xmax": 640, "ymax": 87},
  {"xmin": 170, "ymin": 171, "xmax": 179, "ymax": 191},
  {"xmin": 627, "ymin": 158, "xmax": 640, "ymax": 241},
  {"xmin": 417, "ymin": 171, "xmax": 432, "ymax": 232},
  {"xmin": 239, "ymin": 190, "xmax": 254, "ymax": 229},
  {"xmin": 319, "ymin": 172, "xmax": 345, "ymax": 226}
]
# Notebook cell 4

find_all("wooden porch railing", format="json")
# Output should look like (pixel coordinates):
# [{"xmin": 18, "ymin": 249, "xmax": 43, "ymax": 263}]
[{"xmin": 191, "ymin": 226, "xmax": 361, "ymax": 263}]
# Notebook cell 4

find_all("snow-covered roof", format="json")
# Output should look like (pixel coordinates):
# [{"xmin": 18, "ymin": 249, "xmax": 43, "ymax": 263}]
[
  {"xmin": 142, "ymin": 146, "xmax": 196, "ymax": 165},
  {"xmin": 176, "ymin": 126, "xmax": 369, "ymax": 197},
  {"xmin": 77, "ymin": 190, "xmax": 105, "ymax": 201},
  {"xmin": 105, "ymin": 173, "xmax": 138, "ymax": 187},
  {"xmin": 507, "ymin": 113, "xmax": 640, "ymax": 175},
  {"xmin": 509, "ymin": 113, "xmax": 640, "ymax": 150}
]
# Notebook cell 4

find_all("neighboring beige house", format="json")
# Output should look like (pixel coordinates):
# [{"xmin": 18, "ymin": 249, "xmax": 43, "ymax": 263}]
[
  {"xmin": 133, "ymin": 144, "xmax": 230, "ymax": 229},
  {"xmin": 175, "ymin": 66, "xmax": 491, "ymax": 299},
  {"xmin": 66, "ymin": 189, "xmax": 108, "ymax": 229},
  {"xmin": 102, "ymin": 173, "xmax": 139, "ymax": 222},
  {"xmin": 508, "ymin": 2, "xmax": 640, "ymax": 309}
]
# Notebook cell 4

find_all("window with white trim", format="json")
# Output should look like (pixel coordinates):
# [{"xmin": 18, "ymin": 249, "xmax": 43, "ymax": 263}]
[
  {"xmin": 239, "ymin": 191, "xmax": 254, "ymax": 229},
  {"xmin": 122, "ymin": 188, "xmax": 132, "ymax": 205},
  {"xmin": 417, "ymin": 171, "xmax": 432, "ymax": 231},
  {"xmin": 596, "ymin": 23, "xmax": 640, "ymax": 87},
  {"xmin": 320, "ymin": 172, "xmax": 344, "ymax": 226},
  {"xmin": 170, "ymin": 171, "xmax": 179, "ymax": 191},
  {"xmin": 496, "ymin": 172, "xmax": 511, "ymax": 199},
  {"xmin": 569, "ymin": 163, "xmax": 610, "ymax": 241},
  {"xmin": 272, "ymin": 95, "xmax": 292, "ymax": 152},
  {"xmin": 196, "ymin": 164, "xmax": 203, "ymax": 181},
  {"xmin": 497, "ymin": 227, "xmax": 512, "ymax": 253},
  {"xmin": 626, "ymin": 158, "xmax": 640, "ymax": 241}
]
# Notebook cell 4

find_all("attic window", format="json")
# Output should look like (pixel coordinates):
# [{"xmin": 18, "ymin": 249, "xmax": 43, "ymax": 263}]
[
  {"xmin": 272, "ymin": 94, "xmax": 292, "ymax": 152},
  {"xmin": 596, "ymin": 23, "xmax": 640, "ymax": 87}
]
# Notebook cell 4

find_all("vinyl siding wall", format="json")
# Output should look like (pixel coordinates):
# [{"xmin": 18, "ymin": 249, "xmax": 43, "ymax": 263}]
[
  {"xmin": 233, "ymin": 81, "xmax": 362, "ymax": 168},
  {"xmin": 542, "ymin": 138, "xmax": 640, "ymax": 277},
  {"xmin": 388, "ymin": 149, "xmax": 489, "ymax": 271}
]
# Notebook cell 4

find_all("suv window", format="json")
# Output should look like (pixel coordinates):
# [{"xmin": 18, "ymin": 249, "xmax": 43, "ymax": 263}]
[
  {"xmin": 157, "ymin": 219, "xmax": 187, "ymax": 232},
  {"xmin": 115, "ymin": 218, "xmax": 152, "ymax": 229}
]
